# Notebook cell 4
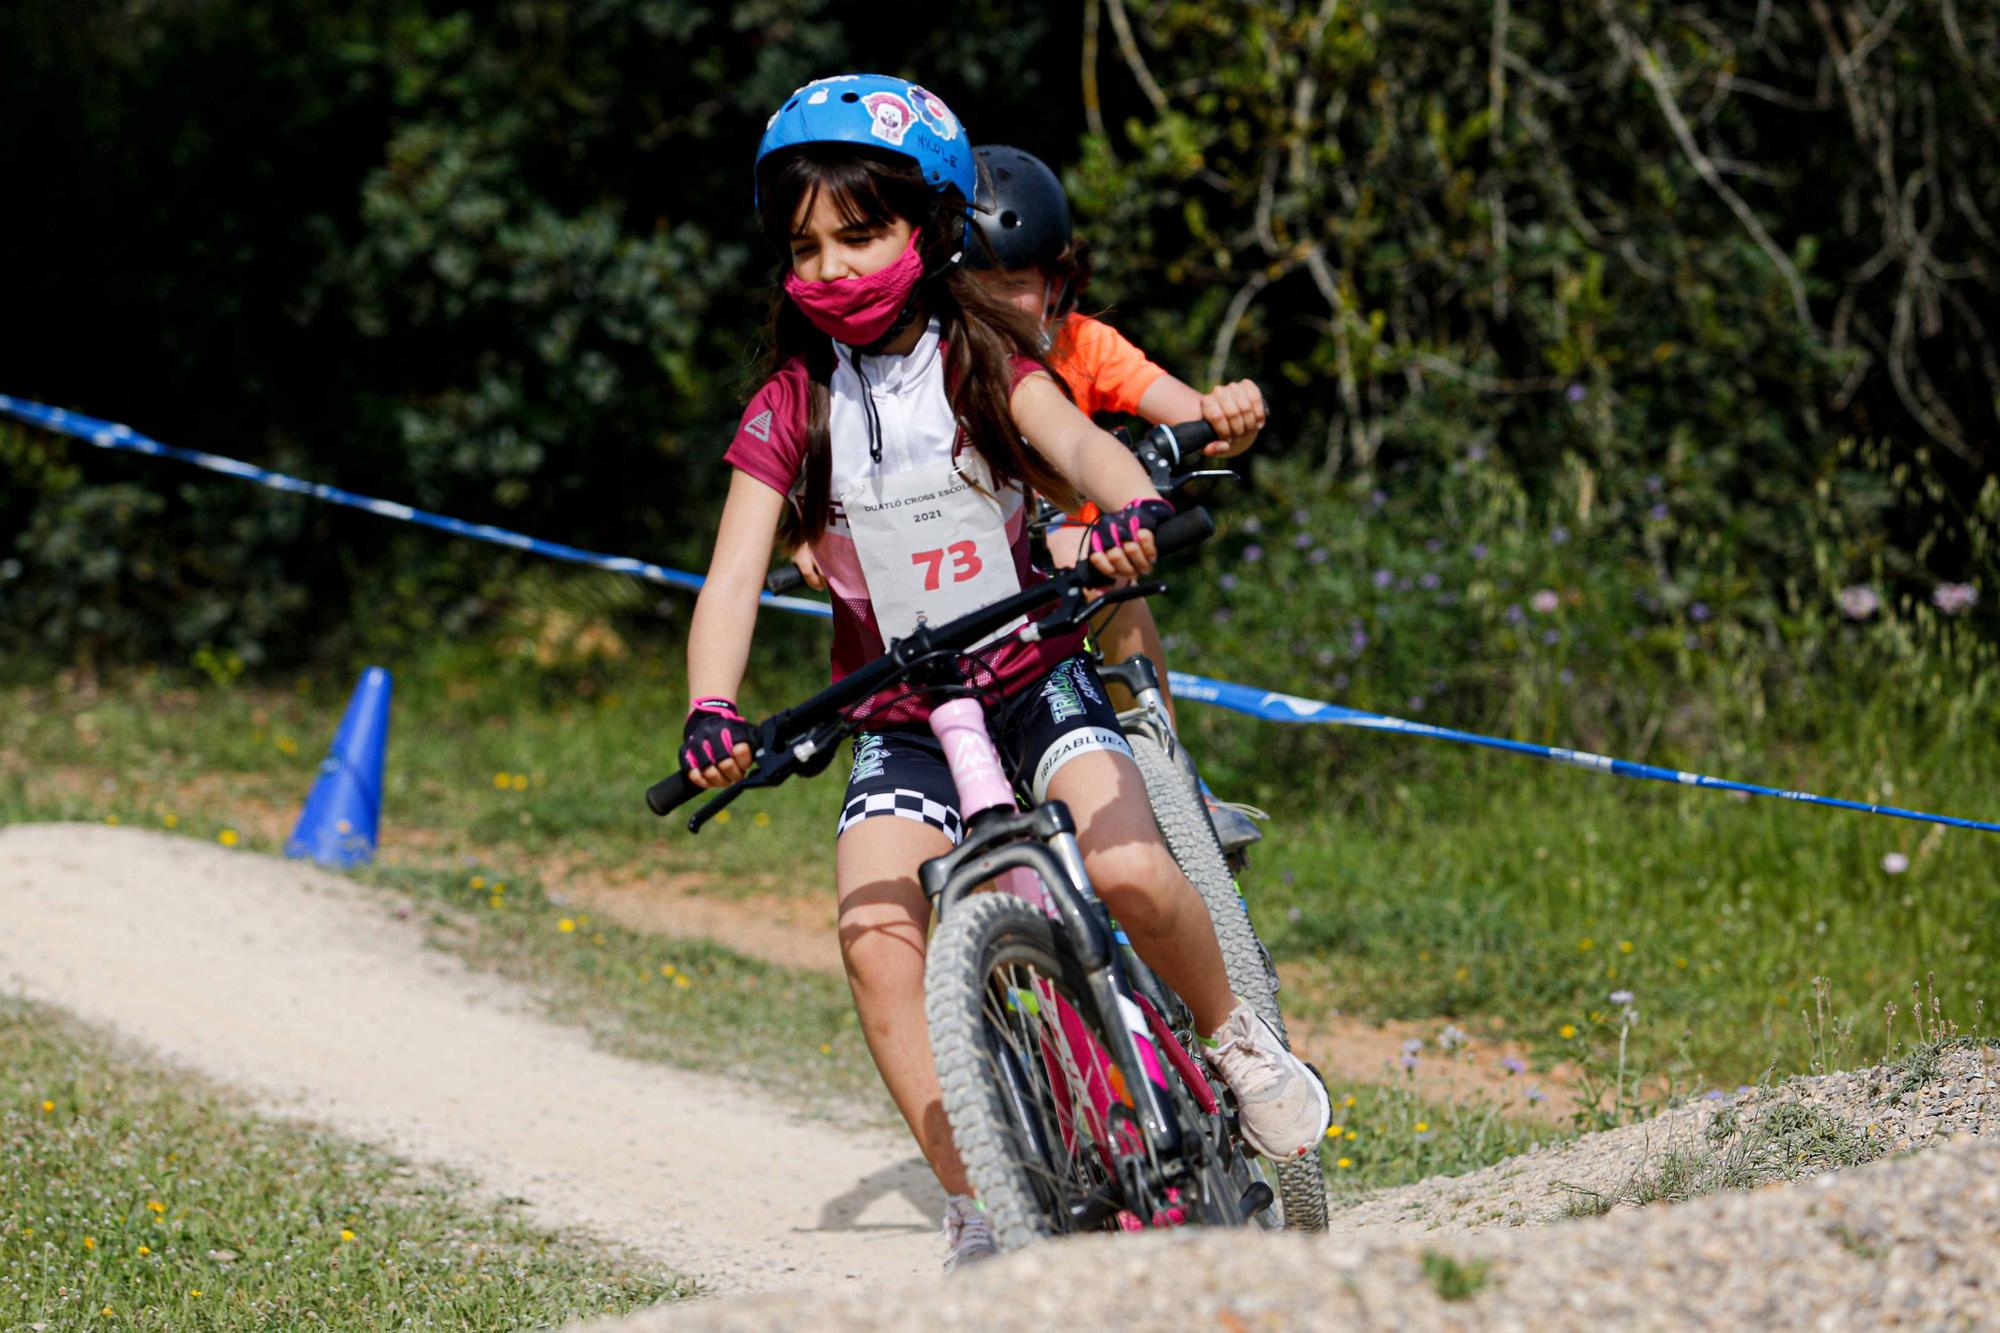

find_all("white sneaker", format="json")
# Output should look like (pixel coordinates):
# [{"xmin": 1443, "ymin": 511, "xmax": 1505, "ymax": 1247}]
[
  {"xmin": 1205, "ymin": 1002, "xmax": 1331, "ymax": 1159},
  {"xmin": 940, "ymin": 1193, "xmax": 998, "ymax": 1273}
]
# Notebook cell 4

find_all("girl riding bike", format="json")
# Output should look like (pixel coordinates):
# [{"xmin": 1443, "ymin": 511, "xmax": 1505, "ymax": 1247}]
[
  {"xmin": 680, "ymin": 74, "xmax": 1328, "ymax": 1271},
  {"xmin": 789, "ymin": 144, "xmax": 1268, "ymax": 721}
]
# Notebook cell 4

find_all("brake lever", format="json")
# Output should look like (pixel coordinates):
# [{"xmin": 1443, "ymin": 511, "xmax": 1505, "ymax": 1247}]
[{"xmin": 1026, "ymin": 578, "xmax": 1166, "ymax": 639}]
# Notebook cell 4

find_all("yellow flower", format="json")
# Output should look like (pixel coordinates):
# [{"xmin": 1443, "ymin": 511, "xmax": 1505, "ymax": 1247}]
[
  {"xmin": 592, "ymin": 933, "xmax": 606, "ymax": 946},
  {"xmin": 1341, "ymin": 1094, "xmax": 1356, "ymax": 1109},
  {"xmin": 673, "ymin": 974, "xmax": 693, "ymax": 990},
  {"xmin": 470, "ymin": 876, "xmax": 487, "ymax": 890},
  {"xmin": 104, "ymin": 814, "xmax": 121, "ymax": 826},
  {"xmin": 1335, "ymin": 1157, "xmax": 1353, "ymax": 1169},
  {"xmin": 340, "ymin": 1229, "xmax": 355, "ymax": 1243},
  {"xmin": 102, "ymin": 1307, "xmax": 114, "ymax": 1317},
  {"xmin": 190, "ymin": 1290, "xmax": 202, "ymax": 1298},
  {"xmin": 488, "ymin": 895, "xmax": 503, "ymax": 910},
  {"xmin": 162, "ymin": 813, "xmax": 179, "ymax": 829},
  {"xmin": 753, "ymin": 811, "xmax": 771, "ymax": 828},
  {"xmin": 578, "ymin": 915, "xmax": 590, "ymax": 927},
  {"xmin": 1344, "ymin": 1129, "xmax": 1357, "ymax": 1141},
  {"xmin": 1413, "ymin": 1121, "xmax": 1429, "ymax": 1134},
  {"xmin": 218, "ymin": 829, "xmax": 239, "ymax": 848},
  {"xmin": 138, "ymin": 1245, "xmax": 151, "ymax": 1255},
  {"xmin": 558, "ymin": 918, "xmax": 576, "ymax": 933},
  {"xmin": 715, "ymin": 809, "xmax": 732, "ymax": 824},
  {"xmin": 1325, "ymin": 1124, "xmax": 1343, "ymax": 1138},
  {"xmin": 492, "ymin": 883, "xmax": 506, "ymax": 894},
  {"xmin": 1454, "ymin": 965, "xmax": 1470, "ymax": 982},
  {"xmin": 1559, "ymin": 1023, "xmax": 1578, "ymax": 1039},
  {"xmin": 510, "ymin": 774, "xmax": 528, "ymax": 792},
  {"xmin": 40, "ymin": 1099, "xmax": 53, "ymax": 1113},
  {"xmin": 276, "ymin": 736, "xmax": 298, "ymax": 756},
  {"xmin": 84, "ymin": 1236, "xmax": 96, "ymax": 1250},
  {"xmin": 1674, "ymin": 956, "xmax": 1689, "ymax": 969},
  {"xmin": 1577, "ymin": 937, "xmax": 1593, "ymax": 951},
  {"xmin": 660, "ymin": 964, "xmax": 677, "ymax": 978},
  {"xmin": 1618, "ymin": 939, "xmax": 1634, "ymax": 954},
  {"xmin": 147, "ymin": 1200, "xmax": 165, "ymax": 1214},
  {"xmin": 1417, "ymin": 949, "xmax": 1431, "ymax": 963},
  {"xmin": 819, "ymin": 1043, "xmax": 832, "ymax": 1055},
  {"xmin": 493, "ymin": 772, "xmax": 511, "ymax": 789}
]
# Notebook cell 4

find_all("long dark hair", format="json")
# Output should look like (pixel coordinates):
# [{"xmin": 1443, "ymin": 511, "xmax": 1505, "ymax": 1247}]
[{"xmin": 755, "ymin": 144, "xmax": 1077, "ymax": 546}]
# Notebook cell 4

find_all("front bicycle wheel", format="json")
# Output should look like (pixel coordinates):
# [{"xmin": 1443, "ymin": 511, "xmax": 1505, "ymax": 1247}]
[
  {"xmin": 1124, "ymin": 729, "xmax": 1332, "ymax": 1233},
  {"xmin": 927, "ymin": 892, "xmax": 1165, "ymax": 1251}
]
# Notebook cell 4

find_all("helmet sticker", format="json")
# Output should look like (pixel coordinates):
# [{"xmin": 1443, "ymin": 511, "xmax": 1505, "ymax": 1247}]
[
  {"xmin": 861, "ymin": 91, "xmax": 915, "ymax": 145},
  {"xmin": 807, "ymin": 88, "xmax": 829, "ymax": 105},
  {"xmin": 908, "ymin": 86, "xmax": 958, "ymax": 141}
]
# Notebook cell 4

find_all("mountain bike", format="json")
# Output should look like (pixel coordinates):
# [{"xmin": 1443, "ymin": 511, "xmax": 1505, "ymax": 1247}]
[
  {"xmin": 763, "ymin": 420, "xmax": 1331, "ymax": 1233},
  {"xmin": 657, "ymin": 503, "xmax": 1283, "ymax": 1247}
]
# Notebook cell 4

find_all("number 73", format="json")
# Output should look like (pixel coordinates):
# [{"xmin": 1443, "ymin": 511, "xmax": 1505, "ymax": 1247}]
[{"xmin": 912, "ymin": 541, "xmax": 983, "ymax": 590}]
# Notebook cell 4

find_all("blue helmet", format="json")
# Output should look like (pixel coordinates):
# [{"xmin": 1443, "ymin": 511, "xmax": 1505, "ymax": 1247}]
[{"xmin": 754, "ymin": 74, "xmax": 976, "ymax": 232}]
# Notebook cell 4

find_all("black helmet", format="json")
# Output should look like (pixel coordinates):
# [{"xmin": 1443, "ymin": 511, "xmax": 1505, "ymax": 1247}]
[{"xmin": 968, "ymin": 146, "xmax": 1071, "ymax": 271}]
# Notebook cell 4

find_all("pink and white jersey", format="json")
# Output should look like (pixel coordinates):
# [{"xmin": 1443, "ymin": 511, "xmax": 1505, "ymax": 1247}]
[{"xmin": 724, "ymin": 322, "xmax": 1082, "ymax": 708}]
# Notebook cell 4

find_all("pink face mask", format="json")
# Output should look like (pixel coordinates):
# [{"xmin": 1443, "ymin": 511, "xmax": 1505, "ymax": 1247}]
[{"xmin": 783, "ymin": 230, "xmax": 925, "ymax": 346}]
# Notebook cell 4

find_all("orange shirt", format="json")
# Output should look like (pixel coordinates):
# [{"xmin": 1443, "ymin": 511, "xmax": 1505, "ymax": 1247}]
[{"xmin": 1047, "ymin": 314, "xmax": 1168, "ymax": 419}]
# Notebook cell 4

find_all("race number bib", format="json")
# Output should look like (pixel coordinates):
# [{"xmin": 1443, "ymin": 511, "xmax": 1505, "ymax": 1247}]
[{"xmin": 842, "ymin": 453, "xmax": 1023, "ymax": 643}]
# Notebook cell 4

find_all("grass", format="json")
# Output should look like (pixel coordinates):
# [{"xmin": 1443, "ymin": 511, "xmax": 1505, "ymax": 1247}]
[
  {"xmin": 1316, "ymin": 1076, "xmax": 1556, "ymax": 1196},
  {"xmin": 1420, "ymin": 1250, "xmax": 1492, "ymax": 1302},
  {"xmin": 0, "ymin": 997, "xmax": 687, "ymax": 1331}
]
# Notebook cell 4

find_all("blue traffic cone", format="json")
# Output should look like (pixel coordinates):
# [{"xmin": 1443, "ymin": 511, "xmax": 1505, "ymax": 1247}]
[{"xmin": 285, "ymin": 665, "xmax": 392, "ymax": 868}]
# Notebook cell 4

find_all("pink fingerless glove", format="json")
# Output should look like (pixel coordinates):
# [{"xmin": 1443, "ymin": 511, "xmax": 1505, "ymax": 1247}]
[
  {"xmin": 1086, "ymin": 498, "xmax": 1175, "ymax": 558},
  {"xmin": 681, "ymin": 697, "xmax": 748, "ymax": 772}
]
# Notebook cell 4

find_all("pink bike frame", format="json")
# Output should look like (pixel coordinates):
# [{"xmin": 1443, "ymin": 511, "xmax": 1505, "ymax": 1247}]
[{"xmin": 927, "ymin": 697, "xmax": 1190, "ymax": 1187}]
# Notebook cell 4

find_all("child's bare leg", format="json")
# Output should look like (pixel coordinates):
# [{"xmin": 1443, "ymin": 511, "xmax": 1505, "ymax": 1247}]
[
  {"xmin": 1046, "ymin": 523, "xmax": 1177, "ymax": 721},
  {"xmin": 835, "ymin": 816, "xmax": 969, "ymax": 1194},
  {"xmin": 1043, "ymin": 748, "xmax": 1233, "ymax": 1032}
]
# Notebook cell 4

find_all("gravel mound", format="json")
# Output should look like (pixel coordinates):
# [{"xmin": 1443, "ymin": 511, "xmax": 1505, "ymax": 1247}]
[{"xmin": 586, "ymin": 1045, "xmax": 1997, "ymax": 1330}]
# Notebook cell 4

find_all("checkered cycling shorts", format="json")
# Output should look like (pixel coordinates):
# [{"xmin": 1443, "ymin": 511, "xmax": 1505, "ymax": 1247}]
[{"xmin": 836, "ymin": 787, "xmax": 965, "ymax": 845}]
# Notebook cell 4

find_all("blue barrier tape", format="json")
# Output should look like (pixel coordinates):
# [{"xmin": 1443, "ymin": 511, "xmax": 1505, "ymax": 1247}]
[
  {"xmin": 7, "ymin": 390, "xmax": 1996, "ymax": 836},
  {"xmin": 0, "ymin": 394, "xmax": 833, "ymax": 620}
]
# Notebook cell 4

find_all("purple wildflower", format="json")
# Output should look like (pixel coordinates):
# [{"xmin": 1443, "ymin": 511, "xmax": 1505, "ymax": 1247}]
[
  {"xmin": 1373, "ymin": 568, "xmax": 1393, "ymax": 589},
  {"xmin": 1645, "ymin": 474, "xmax": 1663, "ymax": 494},
  {"xmin": 1426, "ymin": 538, "xmax": 1444, "ymax": 554},
  {"xmin": 1241, "ymin": 516, "xmax": 1262, "ymax": 535},
  {"xmin": 1467, "ymin": 443, "xmax": 1488, "ymax": 463},
  {"xmin": 1349, "ymin": 629, "xmax": 1370, "ymax": 652},
  {"xmin": 1837, "ymin": 585, "xmax": 1879, "ymax": 620},
  {"xmin": 1934, "ymin": 582, "xmax": 1978, "ymax": 616},
  {"xmin": 1402, "ymin": 1038, "xmax": 1424, "ymax": 1056},
  {"xmin": 1292, "ymin": 508, "xmax": 1310, "ymax": 526},
  {"xmin": 1504, "ymin": 603, "xmax": 1525, "ymax": 625},
  {"xmin": 1526, "ymin": 1086, "xmax": 1547, "ymax": 1104},
  {"xmin": 1294, "ymin": 531, "xmax": 1314, "ymax": 550},
  {"xmin": 1881, "ymin": 852, "xmax": 1909, "ymax": 875},
  {"xmin": 1471, "ymin": 543, "xmax": 1488, "ymax": 561},
  {"xmin": 1419, "ymin": 572, "xmax": 1442, "ymax": 590},
  {"xmin": 1308, "ymin": 547, "xmax": 1330, "ymax": 565},
  {"xmin": 1565, "ymin": 383, "xmax": 1586, "ymax": 403},
  {"xmin": 1242, "ymin": 544, "xmax": 1264, "ymax": 564},
  {"xmin": 1558, "ymin": 668, "xmax": 1575, "ymax": 686},
  {"xmin": 1542, "ymin": 628, "xmax": 1561, "ymax": 646},
  {"xmin": 1407, "ymin": 696, "xmax": 1425, "ymax": 712},
  {"xmin": 1500, "ymin": 1056, "xmax": 1526, "ymax": 1075},
  {"xmin": 1608, "ymin": 989, "xmax": 1634, "ymax": 1006},
  {"xmin": 1530, "ymin": 589, "xmax": 1560, "ymax": 614},
  {"xmin": 1704, "ymin": 1089, "xmax": 1726, "ymax": 1101},
  {"xmin": 1648, "ymin": 503, "xmax": 1669, "ymax": 522},
  {"xmin": 1281, "ymin": 869, "xmax": 1296, "ymax": 886},
  {"xmin": 1370, "ymin": 489, "xmax": 1387, "ymax": 509},
  {"xmin": 1218, "ymin": 573, "xmax": 1239, "ymax": 592},
  {"xmin": 1690, "ymin": 602, "xmax": 1711, "ymax": 622},
  {"xmin": 1551, "ymin": 526, "xmax": 1570, "ymax": 545}
]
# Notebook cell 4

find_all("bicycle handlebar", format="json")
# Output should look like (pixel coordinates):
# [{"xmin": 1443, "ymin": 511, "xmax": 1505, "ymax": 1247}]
[{"xmin": 649, "ymin": 505, "xmax": 1215, "ymax": 824}]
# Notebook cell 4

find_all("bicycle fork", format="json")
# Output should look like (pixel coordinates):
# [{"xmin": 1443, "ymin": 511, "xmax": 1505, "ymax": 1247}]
[{"xmin": 919, "ymin": 699, "xmax": 1189, "ymax": 1182}]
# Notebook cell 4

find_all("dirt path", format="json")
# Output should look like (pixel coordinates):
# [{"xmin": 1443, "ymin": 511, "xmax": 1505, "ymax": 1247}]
[{"xmin": 0, "ymin": 822, "xmax": 941, "ymax": 1296}]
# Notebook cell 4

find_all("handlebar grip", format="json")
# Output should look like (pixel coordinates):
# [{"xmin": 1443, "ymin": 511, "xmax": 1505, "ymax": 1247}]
[
  {"xmin": 1153, "ymin": 506, "xmax": 1215, "ymax": 557},
  {"xmin": 1167, "ymin": 420, "xmax": 1217, "ymax": 457},
  {"xmin": 646, "ymin": 769, "xmax": 698, "ymax": 817},
  {"xmin": 765, "ymin": 564, "xmax": 806, "ymax": 595}
]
